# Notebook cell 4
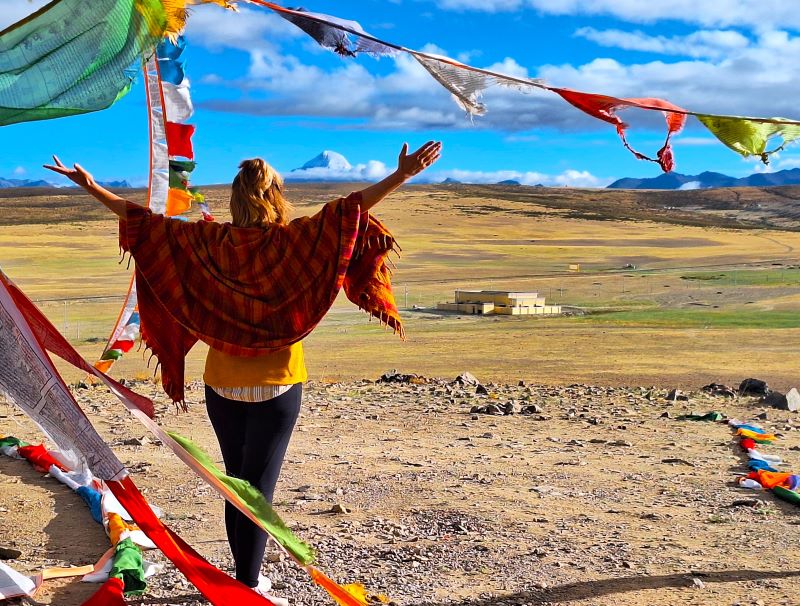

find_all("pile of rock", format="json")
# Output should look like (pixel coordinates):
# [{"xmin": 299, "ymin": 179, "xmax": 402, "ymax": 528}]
[{"xmin": 378, "ymin": 369, "xmax": 428, "ymax": 384}]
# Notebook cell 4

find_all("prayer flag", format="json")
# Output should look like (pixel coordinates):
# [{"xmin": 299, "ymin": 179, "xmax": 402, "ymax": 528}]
[
  {"xmin": 166, "ymin": 188, "xmax": 193, "ymax": 216},
  {"xmin": 166, "ymin": 122, "xmax": 195, "ymax": 159},
  {"xmin": 697, "ymin": 115, "xmax": 800, "ymax": 164},
  {"xmin": 551, "ymin": 88, "xmax": 686, "ymax": 172},
  {"xmin": 0, "ymin": 0, "xmax": 167, "ymax": 127},
  {"xmin": 167, "ymin": 431, "xmax": 316, "ymax": 564},
  {"xmin": 162, "ymin": 80, "xmax": 195, "ymax": 122}
]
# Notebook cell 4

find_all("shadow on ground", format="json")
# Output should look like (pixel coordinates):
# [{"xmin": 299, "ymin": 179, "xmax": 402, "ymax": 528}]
[
  {"xmin": 0, "ymin": 457, "xmax": 106, "ymax": 605},
  {"xmin": 422, "ymin": 569, "xmax": 800, "ymax": 605}
]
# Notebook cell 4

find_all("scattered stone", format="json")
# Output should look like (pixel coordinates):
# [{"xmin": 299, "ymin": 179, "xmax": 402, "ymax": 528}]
[
  {"xmin": 726, "ymin": 499, "xmax": 762, "ymax": 508},
  {"xmin": 787, "ymin": 388, "xmax": 800, "ymax": 412},
  {"xmin": 608, "ymin": 440, "xmax": 632, "ymax": 447},
  {"xmin": 701, "ymin": 383, "xmax": 737, "ymax": 398},
  {"xmin": 521, "ymin": 403, "xmax": 543, "ymax": 414},
  {"xmin": 763, "ymin": 388, "xmax": 800, "ymax": 412},
  {"xmin": 330, "ymin": 504, "xmax": 350, "ymax": 514},
  {"xmin": 691, "ymin": 577, "xmax": 706, "ymax": 589},
  {"xmin": 740, "ymin": 378, "xmax": 770, "ymax": 396},
  {"xmin": 660, "ymin": 411, "xmax": 671, "ymax": 418},
  {"xmin": 453, "ymin": 372, "xmax": 479, "ymax": 386},
  {"xmin": 378, "ymin": 369, "xmax": 425, "ymax": 384},
  {"xmin": 756, "ymin": 411, "xmax": 769, "ymax": 420},
  {"xmin": 662, "ymin": 458, "xmax": 695, "ymax": 467},
  {"xmin": 0, "ymin": 547, "xmax": 22, "ymax": 560},
  {"xmin": 475, "ymin": 384, "xmax": 489, "ymax": 396},
  {"xmin": 123, "ymin": 436, "xmax": 150, "ymax": 446},
  {"xmin": 666, "ymin": 389, "xmax": 689, "ymax": 401},
  {"xmin": 503, "ymin": 402, "xmax": 519, "ymax": 415}
]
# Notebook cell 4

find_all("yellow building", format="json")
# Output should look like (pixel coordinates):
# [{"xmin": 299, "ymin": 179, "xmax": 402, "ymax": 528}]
[{"xmin": 437, "ymin": 290, "xmax": 561, "ymax": 316}]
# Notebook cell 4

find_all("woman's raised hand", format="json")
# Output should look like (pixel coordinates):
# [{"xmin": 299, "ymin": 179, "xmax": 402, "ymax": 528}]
[
  {"xmin": 397, "ymin": 141, "xmax": 442, "ymax": 179},
  {"xmin": 43, "ymin": 155, "xmax": 131, "ymax": 219},
  {"xmin": 43, "ymin": 155, "xmax": 95, "ymax": 189}
]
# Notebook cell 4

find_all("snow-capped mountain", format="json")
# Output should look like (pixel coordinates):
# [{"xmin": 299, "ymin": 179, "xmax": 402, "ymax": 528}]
[
  {"xmin": 293, "ymin": 150, "xmax": 352, "ymax": 172},
  {"xmin": 287, "ymin": 151, "xmax": 387, "ymax": 182}
]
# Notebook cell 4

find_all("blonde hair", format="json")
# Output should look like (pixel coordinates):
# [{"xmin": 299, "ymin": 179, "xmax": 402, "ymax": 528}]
[{"xmin": 230, "ymin": 158, "xmax": 293, "ymax": 227}]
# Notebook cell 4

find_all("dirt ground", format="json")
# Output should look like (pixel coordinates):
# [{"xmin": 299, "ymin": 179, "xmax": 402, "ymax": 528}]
[
  {"xmin": 3, "ymin": 184, "xmax": 800, "ymax": 605},
  {"xmin": 2, "ymin": 377, "xmax": 800, "ymax": 606}
]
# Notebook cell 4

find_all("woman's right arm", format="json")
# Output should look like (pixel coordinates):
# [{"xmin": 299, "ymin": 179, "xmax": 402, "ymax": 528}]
[
  {"xmin": 44, "ymin": 156, "xmax": 137, "ymax": 220},
  {"xmin": 357, "ymin": 141, "xmax": 442, "ymax": 212}
]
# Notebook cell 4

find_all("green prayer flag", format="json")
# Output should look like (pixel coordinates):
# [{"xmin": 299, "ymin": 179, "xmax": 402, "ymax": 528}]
[
  {"xmin": 109, "ymin": 537, "xmax": 147, "ymax": 595},
  {"xmin": 167, "ymin": 431, "xmax": 316, "ymax": 565},
  {"xmin": 169, "ymin": 167, "xmax": 190, "ymax": 190},
  {"xmin": 169, "ymin": 160, "xmax": 197, "ymax": 173},
  {"xmin": 0, "ymin": 0, "xmax": 167, "ymax": 127},
  {"xmin": 773, "ymin": 486, "xmax": 800, "ymax": 507},
  {"xmin": 697, "ymin": 115, "xmax": 800, "ymax": 162},
  {"xmin": 101, "ymin": 349, "xmax": 124, "ymax": 361},
  {"xmin": 0, "ymin": 436, "xmax": 28, "ymax": 449}
]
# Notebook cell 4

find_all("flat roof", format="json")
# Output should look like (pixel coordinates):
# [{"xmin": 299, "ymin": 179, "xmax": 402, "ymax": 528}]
[{"xmin": 456, "ymin": 289, "xmax": 540, "ymax": 296}]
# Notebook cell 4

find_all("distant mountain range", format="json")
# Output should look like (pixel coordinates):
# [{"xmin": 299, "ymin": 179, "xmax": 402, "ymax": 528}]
[
  {"xmin": 0, "ymin": 177, "xmax": 132, "ymax": 189},
  {"xmin": 0, "ymin": 178, "xmax": 54, "ymax": 188},
  {"xmin": 608, "ymin": 168, "xmax": 800, "ymax": 190}
]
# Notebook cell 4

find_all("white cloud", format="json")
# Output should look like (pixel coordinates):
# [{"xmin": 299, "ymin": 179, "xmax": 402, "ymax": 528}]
[
  {"xmin": 0, "ymin": 1, "xmax": 50, "ymax": 31},
  {"xmin": 283, "ymin": 149, "xmax": 606, "ymax": 186},
  {"xmin": 775, "ymin": 156, "xmax": 800, "ymax": 170},
  {"xmin": 13, "ymin": 166, "xmax": 26, "ymax": 176},
  {"xmin": 287, "ymin": 160, "xmax": 390, "ymax": 181},
  {"xmin": 574, "ymin": 27, "xmax": 750, "ymax": 59},
  {"xmin": 435, "ymin": 0, "xmax": 800, "ymax": 31},
  {"xmin": 537, "ymin": 29, "xmax": 800, "ymax": 118},
  {"xmin": 184, "ymin": 5, "xmax": 300, "ymax": 53},
  {"xmin": 748, "ymin": 150, "xmax": 800, "ymax": 173},
  {"xmin": 191, "ymin": 4, "xmax": 800, "ymax": 150},
  {"xmin": 418, "ymin": 167, "xmax": 609, "ymax": 187},
  {"xmin": 677, "ymin": 137, "xmax": 719, "ymax": 146}
]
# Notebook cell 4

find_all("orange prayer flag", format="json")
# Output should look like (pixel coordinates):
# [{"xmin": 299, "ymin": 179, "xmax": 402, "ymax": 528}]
[{"xmin": 166, "ymin": 188, "xmax": 193, "ymax": 216}]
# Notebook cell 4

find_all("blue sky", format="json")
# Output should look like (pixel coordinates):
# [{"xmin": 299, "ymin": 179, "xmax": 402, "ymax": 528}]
[{"xmin": 2, "ymin": 0, "xmax": 800, "ymax": 187}]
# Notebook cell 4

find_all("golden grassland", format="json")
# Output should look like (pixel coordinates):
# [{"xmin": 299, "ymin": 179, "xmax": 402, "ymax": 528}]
[{"xmin": 2, "ymin": 183, "xmax": 800, "ymax": 390}]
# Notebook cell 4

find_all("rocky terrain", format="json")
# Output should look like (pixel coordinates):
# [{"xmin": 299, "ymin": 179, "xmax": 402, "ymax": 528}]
[{"xmin": 2, "ymin": 373, "xmax": 800, "ymax": 606}]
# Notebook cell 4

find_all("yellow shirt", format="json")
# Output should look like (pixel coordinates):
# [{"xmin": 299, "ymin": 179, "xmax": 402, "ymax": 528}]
[{"xmin": 203, "ymin": 342, "xmax": 307, "ymax": 388}]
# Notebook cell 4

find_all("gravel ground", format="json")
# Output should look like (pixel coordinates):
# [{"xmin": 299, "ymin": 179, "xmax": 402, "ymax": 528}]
[{"xmin": 2, "ymin": 374, "xmax": 800, "ymax": 606}]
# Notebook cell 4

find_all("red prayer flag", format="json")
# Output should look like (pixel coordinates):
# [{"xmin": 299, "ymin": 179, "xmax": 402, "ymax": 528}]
[
  {"xmin": 17, "ymin": 444, "xmax": 67, "ymax": 473},
  {"xmin": 550, "ymin": 88, "xmax": 687, "ymax": 172},
  {"xmin": 80, "ymin": 577, "xmax": 126, "ymax": 606},
  {"xmin": 107, "ymin": 477, "xmax": 275, "ymax": 606},
  {"xmin": 165, "ymin": 122, "xmax": 195, "ymax": 159}
]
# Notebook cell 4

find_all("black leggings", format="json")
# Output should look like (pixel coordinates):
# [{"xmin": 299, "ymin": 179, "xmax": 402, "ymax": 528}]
[{"xmin": 205, "ymin": 384, "xmax": 302, "ymax": 587}]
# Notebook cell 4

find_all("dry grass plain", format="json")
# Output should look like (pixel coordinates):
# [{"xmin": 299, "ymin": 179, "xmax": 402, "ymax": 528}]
[{"xmin": 1, "ymin": 182, "xmax": 799, "ymax": 390}]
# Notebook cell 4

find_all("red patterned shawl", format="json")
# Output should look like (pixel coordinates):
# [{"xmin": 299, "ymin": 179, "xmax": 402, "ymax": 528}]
[{"xmin": 120, "ymin": 192, "xmax": 402, "ymax": 405}]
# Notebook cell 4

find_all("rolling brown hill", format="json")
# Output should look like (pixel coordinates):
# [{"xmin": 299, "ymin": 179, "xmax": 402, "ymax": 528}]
[{"xmin": 2, "ymin": 182, "xmax": 800, "ymax": 230}]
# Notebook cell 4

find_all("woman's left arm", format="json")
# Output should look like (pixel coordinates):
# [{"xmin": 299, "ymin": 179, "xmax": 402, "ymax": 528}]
[
  {"xmin": 358, "ymin": 141, "xmax": 442, "ymax": 212},
  {"xmin": 44, "ymin": 156, "xmax": 137, "ymax": 220}
]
